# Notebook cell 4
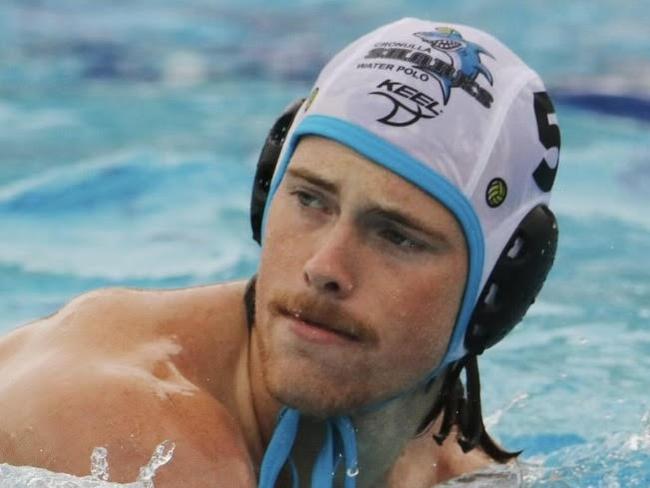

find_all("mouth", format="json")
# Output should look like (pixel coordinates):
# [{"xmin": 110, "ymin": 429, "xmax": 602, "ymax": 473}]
[
  {"xmin": 430, "ymin": 39, "xmax": 462, "ymax": 50},
  {"xmin": 280, "ymin": 307, "xmax": 361, "ymax": 344}
]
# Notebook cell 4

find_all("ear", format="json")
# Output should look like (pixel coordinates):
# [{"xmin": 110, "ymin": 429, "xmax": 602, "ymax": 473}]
[{"xmin": 250, "ymin": 98, "xmax": 305, "ymax": 244}]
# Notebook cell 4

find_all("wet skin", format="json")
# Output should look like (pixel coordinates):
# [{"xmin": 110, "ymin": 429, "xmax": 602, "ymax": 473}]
[{"xmin": 0, "ymin": 136, "xmax": 490, "ymax": 487}]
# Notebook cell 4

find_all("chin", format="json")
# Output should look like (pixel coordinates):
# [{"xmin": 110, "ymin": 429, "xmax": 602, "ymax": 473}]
[{"xmin": 261, "ymin": 354, "xmax": 376, "ymax": 417}]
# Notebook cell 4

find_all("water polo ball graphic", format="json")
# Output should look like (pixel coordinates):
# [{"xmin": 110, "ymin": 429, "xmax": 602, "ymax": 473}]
[{"xmin": 486, "ymin": 178, "xmax": 508, "ymax": 207}]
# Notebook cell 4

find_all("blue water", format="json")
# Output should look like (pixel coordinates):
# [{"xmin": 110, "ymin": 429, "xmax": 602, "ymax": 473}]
[{"xmin": 1, "ymin": 0, "xmax": 649, "ymax": 486}]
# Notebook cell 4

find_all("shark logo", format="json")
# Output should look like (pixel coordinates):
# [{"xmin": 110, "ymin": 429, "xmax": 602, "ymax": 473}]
[
  {"xmin": 362, "ymin": 27, "xmax": 496, "ymax": 126},
  {"xmin": 413, "ymin": 27, "xmax": 494, "ymax": 105}
]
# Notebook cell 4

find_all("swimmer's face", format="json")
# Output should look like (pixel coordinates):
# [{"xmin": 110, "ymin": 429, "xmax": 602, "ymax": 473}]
[{"xmin": 254, "ymin": 136, "xmax": 468, "ymax": 416}]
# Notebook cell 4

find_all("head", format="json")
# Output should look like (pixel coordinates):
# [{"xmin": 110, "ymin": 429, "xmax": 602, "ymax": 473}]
[
  {"xmin": 254, "ymin": 135, "xmax": 468, "ymax": 416},
  {"xmin": 249, "ymin": 17, "xmax": 560, "ymax": 418}
]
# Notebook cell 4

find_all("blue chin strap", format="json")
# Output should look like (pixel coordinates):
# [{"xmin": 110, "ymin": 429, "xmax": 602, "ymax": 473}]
[
  {"xmin": 259, "ymin": 409, "xmax": 359, "ymax": 488},
  {"xmin": 257, "ymin": 116, "xmax": 485, "ymax": 487}
]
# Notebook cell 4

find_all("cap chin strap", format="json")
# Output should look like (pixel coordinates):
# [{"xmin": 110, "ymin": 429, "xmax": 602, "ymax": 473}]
[{"xmin": 259, "ymin": 408, "xmax": 359, "ymax": 488}]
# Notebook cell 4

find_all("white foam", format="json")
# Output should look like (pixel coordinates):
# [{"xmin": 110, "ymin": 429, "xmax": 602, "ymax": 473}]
[
  {"xmin": 554, "ymin": 196, "xmax": 650, "ymax": 232},
  {"xmin": 163, "ymin": 50, "xmax": 208, "ymax": 87},
  {"xmin": 0, "ymin": 102, "xmax": 77, "ymax": 132},
  {"xmin": 0, "ymin": 150, "xmax": 134, "ymax": 204},
  {"xmin": 624, "ymin": 411, "xmax": 650, "ymax": 452},
  {"xmin": 0, "ymin": 233, "xmax": 257, "ymax": 281},
  {"xmin": 558, "ymin": 71, "xmax": 650, "ymax": 98},
  {"xmin": 0, "ymin": 148, "xmax": 215, "ymax": 205},
  {"xmin": 525, "ymin": 301, "xmax": 585, "ymax": 318},
  {"xmin": 437, "ymin": 462, "xmax": 523, "ymax": 487}
]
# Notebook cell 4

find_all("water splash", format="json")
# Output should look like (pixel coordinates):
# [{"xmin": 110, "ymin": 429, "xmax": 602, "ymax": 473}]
[
  {"xmin": 517, "ymin": 424, "xmax": 650, "ymax": 487},
  {"xmin": 0, "ymin": 441, "xmax": 175, "ymax": 488},
  {"xmin": 137, "ymin": 440, "xmax": 176, "ymax": 488},
  {"xmin": 437, "ymin": 462, "xmax": 523, "ymax": 487},
  {"xmin": 484, "ymin": 392, "xmax": 529, "ymax": 430},
  {"xmin": 90, "ymin": 447, "xmax": 110, "ymax": 481},
  {"xmin": 0, "ymin": 463, "xmax": 141, "ymax": 487},
  {"xmin": 624, "ymin": 410, "xmax": 650, "ymax": 451},
  {"xmin": 346, "ymin": 466, "xmax": 359, "ymax": 478}
]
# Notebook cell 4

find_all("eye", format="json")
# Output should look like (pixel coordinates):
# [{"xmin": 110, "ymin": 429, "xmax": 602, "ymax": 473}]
[
  {"xmin": 292, "ymin": 190, "xmax": 326, "ymax": 210},
  {"xmin": 378, "ymin": 227, "xmax": 427, "ymax": 252}
]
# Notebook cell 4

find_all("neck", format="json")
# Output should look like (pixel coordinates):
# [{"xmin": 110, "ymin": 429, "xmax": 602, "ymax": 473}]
[{"xmin": 288, "ymin": 375, "xmax": 445, "ymax": 488}]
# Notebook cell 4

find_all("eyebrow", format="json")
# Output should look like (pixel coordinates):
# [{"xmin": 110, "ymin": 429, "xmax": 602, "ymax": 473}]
[
  {"xmin": 367, "ymin": 207, "xmax": 452, "ymax": 247},
  {"xmin": 286, "ymin": 167, "xmax": 339, "ymax": 195},
  {"xmin": 286, "ymin": 166, "xmax": 454, "ymax": 246}
]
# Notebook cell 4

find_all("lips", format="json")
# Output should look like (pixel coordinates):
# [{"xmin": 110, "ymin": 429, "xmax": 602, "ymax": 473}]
[{"xmin": 281, "ymin": 307, "xmax": 360, "ymax": 342}]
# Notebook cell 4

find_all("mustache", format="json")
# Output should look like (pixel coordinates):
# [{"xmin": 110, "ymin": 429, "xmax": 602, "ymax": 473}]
[{"xmin": 269, "ymin": 291, "xmax": 379, "ymax": 344}]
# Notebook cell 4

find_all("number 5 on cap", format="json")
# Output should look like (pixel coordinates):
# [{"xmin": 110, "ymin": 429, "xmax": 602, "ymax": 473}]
[{"xmin": 532, "ymin": 91, "xmax": 561, "ymax": 192}]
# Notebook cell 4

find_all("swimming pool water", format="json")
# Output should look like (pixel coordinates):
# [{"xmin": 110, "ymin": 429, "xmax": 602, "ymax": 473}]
[{"xmin": 1, "ymin": 0, "xmax": 649, "ymax": 486}]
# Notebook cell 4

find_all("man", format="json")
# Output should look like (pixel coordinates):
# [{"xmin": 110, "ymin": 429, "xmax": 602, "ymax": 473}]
[{"xmin": 0, "ymin": 18, "xmax": 560, "ymax": 487}]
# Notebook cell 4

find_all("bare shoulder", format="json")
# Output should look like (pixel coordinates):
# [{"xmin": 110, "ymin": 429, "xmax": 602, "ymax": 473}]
[
  {"xmin": 0, "ymin": 280, "xmax": 250, "ymax": 364},
  {"xmin": 386, "ymin": 424, "xmax": 494, "ymax": 487},
  {"xmin": 0, "ymin": 281, "xmax": 257, "ymax": 487}
]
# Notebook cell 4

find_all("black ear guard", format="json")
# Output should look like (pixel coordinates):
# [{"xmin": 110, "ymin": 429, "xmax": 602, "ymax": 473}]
[
  {"xmin": 249, "ymin": 99, "xmax": 559, "ymax": 354},
  {"xmin": 465, "ymin": 205, "xmax": 558, "ymax": 355},
  {"xmin": 250, "ymin": 98, "xmax": 305, "ymax": 245}
]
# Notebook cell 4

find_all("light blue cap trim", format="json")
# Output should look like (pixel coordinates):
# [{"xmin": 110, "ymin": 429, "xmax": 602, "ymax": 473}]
[{"xmin": 261, "ymin": 114, "xmax": 485, "ymax": 371}]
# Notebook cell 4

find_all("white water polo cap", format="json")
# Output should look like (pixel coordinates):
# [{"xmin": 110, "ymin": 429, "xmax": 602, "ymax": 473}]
[{"xmin": 263, "ymin": 17, "xmax": 560, "ymax": 372}]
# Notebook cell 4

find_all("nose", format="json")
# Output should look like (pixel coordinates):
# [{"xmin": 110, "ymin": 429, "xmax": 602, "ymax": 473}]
[{"xmin": 303, "ymin": 223, "xmax": 355, "ymax": 297}]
